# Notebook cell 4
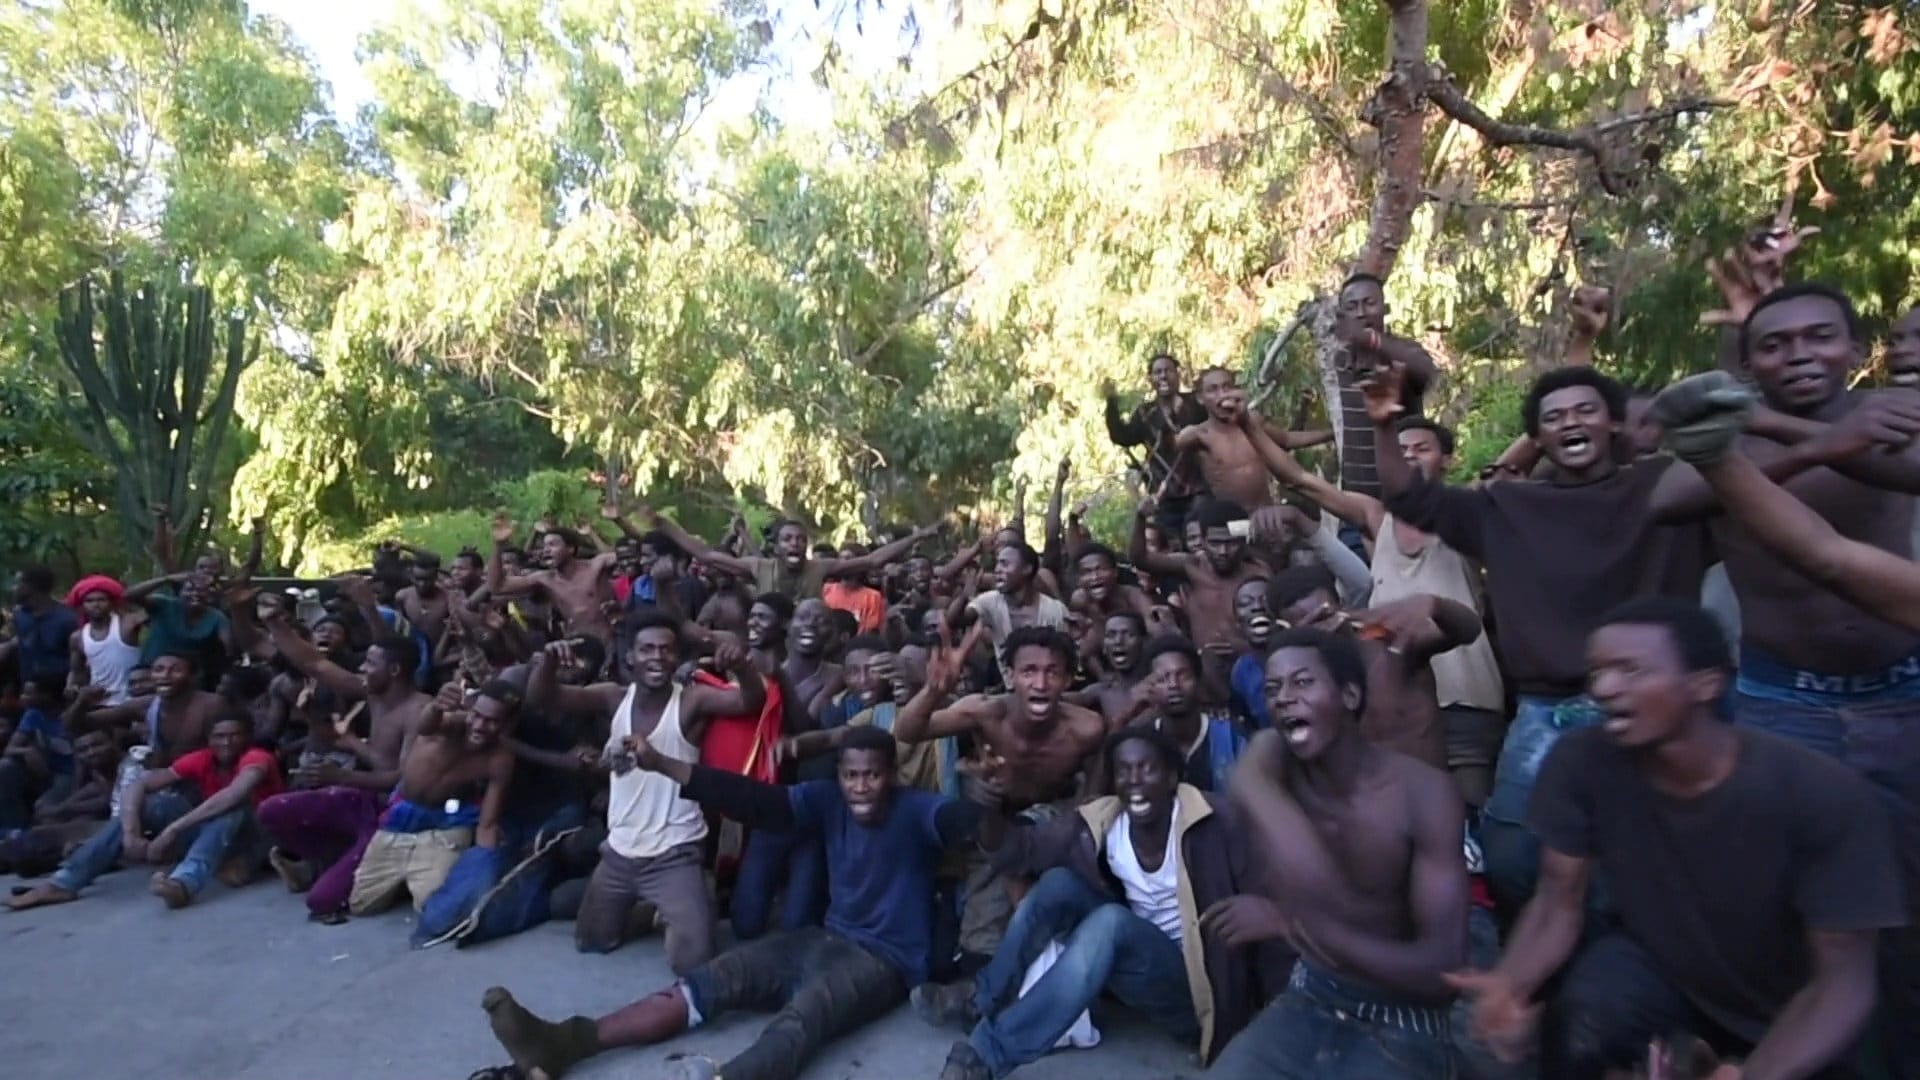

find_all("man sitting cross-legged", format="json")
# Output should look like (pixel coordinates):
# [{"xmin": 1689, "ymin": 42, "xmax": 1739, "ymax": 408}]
[
  {"xmin": 9, "ymin": 713, "xmax": 282, "ymax": 911},
  {"xmin": 914, "ymin": 727, "xmax": 1269, "ymax": 1079},
  {"xmin": 473, "ymin": 724, "xmax": 982, "ymax": 1080}
]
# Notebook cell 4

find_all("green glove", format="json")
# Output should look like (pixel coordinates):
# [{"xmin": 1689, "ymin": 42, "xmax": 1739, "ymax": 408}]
[{"xmin": 1651, "ymin": 372, "xmax": 1757, "ymax": 466}]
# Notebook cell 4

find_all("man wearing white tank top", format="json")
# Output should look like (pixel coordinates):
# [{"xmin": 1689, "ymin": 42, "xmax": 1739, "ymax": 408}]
[
  {"xmin": 525, "ymin": 611, "xmax": 764, "ymax": 974},
  {"xmin": 66, "ymin": 578, "xmax": 144, "ymax": 706}
]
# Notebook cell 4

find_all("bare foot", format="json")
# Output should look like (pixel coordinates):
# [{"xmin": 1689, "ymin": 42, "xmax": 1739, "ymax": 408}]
[
  {"xmin": 149, "ymin": 871, "xmax": 191, "ymax": 909},
  {"xmin": 6, "ymin": 884, "xmax": 78, "ymax": 911}
]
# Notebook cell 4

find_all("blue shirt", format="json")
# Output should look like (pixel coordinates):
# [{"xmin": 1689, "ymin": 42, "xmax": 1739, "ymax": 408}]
[
  {"xmin": 787, "ymin": 780, "xmax": 949, "ymax": 982},
  {"xmin": 16, "ymin": 707, "xmax": 74, "ymax": 775},
  {"xmin": 12, "ymin": 603, "xmax": 79, "ymax": 680},
  {"xmin": 1231, "ymin": 652, "xmax": 1272, "ymax": 731}
]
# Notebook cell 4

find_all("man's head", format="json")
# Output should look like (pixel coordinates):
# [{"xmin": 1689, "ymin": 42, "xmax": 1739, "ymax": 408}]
[
  {"xmin": 21, "ymin": 674, "xmax": 63, "ymax": 711},
  {"xmin": 994, "ymin": 542, "xmax": 1041, "ymax": 596},
  {"xmin": 790, "ymin": 599, "xmax": 834, "ymax": 660},
  {"xmin": 1264, "ymin": 627, "xmax": 1367, "ymax": 761},
  {"xmin": 1889, "ymin": 306, "xmax": 1920, "ymax": 388},
  {"xmin": 771, "ymin": 520, "xmax": 810, "ymax": 571},
  {"xmin": 1102, "ymin": 611, "xmax": 1147, "ymax": 675},
  {"xmin": 1741, "ymin": 283, "xmax": 1864, "ymax": 414},
  {"xmin": 359, "ymin": 636, "xmax": 419, "ymax": 696},
  {"xmin": 208, "ymin": 714, "xmax": 254, "ymax": 768},
  {"xmin": 1234, "ymin": 575, "xmax": 1276, "ymax": 649},
  {"xmin": 1147, "ymin": 352, "xmax": 1182, "ymax": 399},
  {"xmin": 628, "ymin": 611, "xmax": 682, "ymax": 690},
  {"xmin": 540, "ymin": 528, "xmax": 583, "ymax": 569},
  {"xmin": 614, "ymin": 537, "xmax": 644, "ymax": 577},
  {"xmin": 500, "ymin": 547, "xmax": 527, "ymax": 575},
  {"xmin": 1190, "ymin": 498, "xmax": 1250, "ymax": 575},
  {"xmin": 452, "ymin": 547, "xmax": 486, "ymax": 592},
  {"xmin": 1522, "ymin": 368, "xmax": 1627, "ymax": 478},
  {"xmin": 1143, "ymin": 634, "xmax": 1200, "ymax": 718},
  {"xmin": 1268, "ymin": 564, "xmax": 1342, "ymax": 631},
  {"xmin": 75, "ymin": 729, "xmax": 119, "ymax": 776},
  {"xmin": 410, "ymin": 553, "xmax": 442, "ymax": 594},
  {"xmin": 14, "ymin": 565, "xmax": 54, "ymax": 605},
  {"xmin": 151, "ymin": 652, "xmax": 197, "ymax": 698},
  {"xmin": 903, "ymin": 555, "xmax": 934, "ymax": 596},
  {"xmin": 128, "ymin": 665, "xmax": 155, "ymax": 698},
  {"xmin": 1621, "ymin": 387, "xmax": 1664, "ymax": 461},
  {"xmin": 79, "ymin": 587, "xmax": 116, "ymax": 622},
  {"xmin": 466, "ymin": 680, "xmax": 524, "ymax": 749},
  {"xmin": 837, "ymin": 723, "xmax": 898, "ymax": 825},
  {"xmin": 1105, "ymin": 727, "xmax": 1183, "ymax": 829},
  {"xmin": 1002, "ymin": 626, "xmax": 1077, "ymax": 725},
  {"xmin": 834, "ymin": 544, "xmax": 877, "ymax": 588},
  {"xmin": 1076, "ymin": 544, "xmax": 1120, "ymax": 603},
  {"xmin": 313, "ymin": 615, "xmax": 350, "ymax": 654},
  {"xmin": 1197, "ymin": 366, "xmax": 1246, "ymax": 422},
  {"xmin": 1588, "ymin": 598, "xmax": 1732, "ymax": 750},
  {"xmin": 840, "ymin": 634, "xmax": 887, "ymax": 706},
  {"xmin": 1394, "ymin": 417, "xmax": 1455, "ymax": 481},
  {"xmin": 746, "ymin": 592, "xmax": 794, "ymax": 651},
  {"xmin": 179, "ymin": 576, "xmax": 212, "ymax": 616},
  {"xmin": 1336, "ymin": 272, "xmax": 1388, "ymax": 337},
  {"xmin": 558, "ymin": 636, "xmax": 607, "ymax": 686}
]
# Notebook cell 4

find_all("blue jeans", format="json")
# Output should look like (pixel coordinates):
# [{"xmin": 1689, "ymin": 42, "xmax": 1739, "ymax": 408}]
[
  {"xmin": 968, "ymin": 866, "xmax": 1196, "ymax": 1077},
  {"xmin": 1211, "ymin": 962, "xmax": 1454, "ymax": 1079},
  {"xmin": 731, "ymin": 827, "xmax": 828, "ymax": 941},
  {"xmin": 1481, "ymin": 694, "xmax": 1600, "ymax": 917},
  {"xmin": 51, "ymin": 789, "xmax": 249, "ymax": 897}
]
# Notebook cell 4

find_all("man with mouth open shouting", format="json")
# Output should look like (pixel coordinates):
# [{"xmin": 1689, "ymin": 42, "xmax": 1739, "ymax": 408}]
[
  {"xmin": 476, "ymin": 723, "xmax": 982, "ymax": 1080},
  {"xmin": 913, "ymin": 727, "xmax": 1267, "ymax": 1080},
  {"xmin": 1207, "ymin": 626, "xmax": 1468, "ymax": 1079},
  {"xmin": 1450, "ymin": 599, "xmax": 1903, "ymax": 1080},
  {"xmin": 1365, "ymin": 361, "xmax": 1708, "ymax": 917}
]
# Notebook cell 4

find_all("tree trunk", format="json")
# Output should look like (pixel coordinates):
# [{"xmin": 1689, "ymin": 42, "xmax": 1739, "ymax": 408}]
[{"xmin": 1357, "ymin": 0, "xmax": 1433, "ymax": 280}]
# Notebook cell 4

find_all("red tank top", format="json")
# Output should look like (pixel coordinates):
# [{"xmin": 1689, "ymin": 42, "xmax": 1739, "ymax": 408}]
[{"xmin": 693, "ymin": 669, "xmax": 784, "ymax": 784}]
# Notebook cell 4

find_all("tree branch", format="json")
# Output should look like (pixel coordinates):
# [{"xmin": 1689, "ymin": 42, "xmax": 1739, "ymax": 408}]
[{"xmin": 1425, "ymin": 69, "xmax": 1728, "ymax": 195}]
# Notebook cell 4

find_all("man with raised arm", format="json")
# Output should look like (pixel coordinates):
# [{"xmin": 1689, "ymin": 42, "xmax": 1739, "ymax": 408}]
[
  {"xmin": 472, "ymin": 723, "xmax": 981, "ymax": 1080},
  {"xmin": 1363, "ymin": 359, "xmax": 1706, "ymax": 914},
  {"xmin": 487, "ymin": 514, "xmax": 621, "ymax": 646},
  {"xmin": 255, "ymin": 594, "xmax": 433, "ymax": 920},
  {"xmin": 638, "ymin": 506, "xmax": 937, "ymax": 601},
  {"xmin": 529, "ymin": 614, "xmax": 763, "ymax": 971}
]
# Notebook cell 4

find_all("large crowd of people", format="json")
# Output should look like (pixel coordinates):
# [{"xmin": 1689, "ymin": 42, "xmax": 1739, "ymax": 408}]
[{"xmin": 2, "ymin": 227, "xmax": 1916, "ymax": 1080}]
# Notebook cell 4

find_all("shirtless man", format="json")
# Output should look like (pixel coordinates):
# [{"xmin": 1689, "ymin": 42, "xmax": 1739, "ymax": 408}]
[
  {"xmin": 66, "ymin": 651, "xmax": 221, "ymax": 767},
  {"xmin": 531, "ymin": 615, "xmax": 763, "ymax": 970},
  {"xmin": 348, "ymin": 679, "xmax": 520, "ymax": 915},
  {"xmin": 897, "ymin": 624, "xmax": 1108, "ymax": 959},
  {"xmin": 1175, "ymin": 368, "xmax": 1279, "ymax": 510},
  {"xmin": 1129, "ymin": 497, "xmax": 1269, "ymax": 693},
  {"xmin": 643, "ymin": 508, "xmax": 936, "ymax": 601},
  {"xmin": 397, "ymin": 550, "xmax": 454, "ymax": 645},
  {"xmin": 257, "ymin": 614, "xmax": 433, "ymax": 919},
  {"xmin": 1651, "ymin": 284, "xmax": 1920, "ymax": 746},
  {"xmin": 1889, "ymin": 305, "xmax": 1920, "ymax": 389},
  {"xmin": 1206, "ymin": 627, "xmax": 1467, "ymax": 1078},
  {"xmin": 1069, "ymin": 611, "xmax": 1152, "ymax": 729},
  {"xmin": 784, "ymin": 599, "xmax": 845, "ymax": 721},
  {"xmin": 489, "ymin": 515, "xmax": 619, "ymax": 646},
  {"xmin": 1266, "ymin": 564, "xmax": 1481, "ymax": 772},
  {"xmin": 1066, "ymin": 543, "xmax": 1154, "ymax": 661}
]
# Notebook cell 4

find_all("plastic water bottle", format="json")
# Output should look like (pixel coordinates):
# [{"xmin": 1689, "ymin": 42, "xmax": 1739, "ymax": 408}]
[{"xmin": 111, "ymin": 745, "xmax": 152, "ymax": 819}]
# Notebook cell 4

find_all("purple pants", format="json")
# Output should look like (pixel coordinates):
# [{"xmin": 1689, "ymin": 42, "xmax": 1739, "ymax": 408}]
[{"xmin": 257, "ymin": 787, "xmax": 385, "ymax": 916}]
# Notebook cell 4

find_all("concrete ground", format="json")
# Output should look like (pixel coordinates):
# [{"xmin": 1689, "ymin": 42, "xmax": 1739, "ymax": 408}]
[{"xmin": 2, "ymin": 867, "xmax": 1202, "ymax": 1080}]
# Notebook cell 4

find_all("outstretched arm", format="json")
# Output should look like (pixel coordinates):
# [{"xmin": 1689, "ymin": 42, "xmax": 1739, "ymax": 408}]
[
  {"xmin": 264, "ymin": 615, "xmax": 366, "ymax": 700},
  {"xmin": 639, "ymin": 509, "xmax": 755, "ymax": 578},
  {"xmin": 834, "ymin": 524, "xmax": 937, "ymax": 576},
  {"xmin": 1128, "ymin": 506, "xmax": 1189, "ymax": 578},
  {"xmin": 1695, "ymin": 452, "xmax": 1920, "ymax": 634}
]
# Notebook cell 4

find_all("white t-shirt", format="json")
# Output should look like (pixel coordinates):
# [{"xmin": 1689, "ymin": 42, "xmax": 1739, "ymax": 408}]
[
  {"xmin": 968, "ymin": 589, "xmax": 1069, "ymax": 683},
  {"xmin": 1105, "ymin": 800, "xmax": 1183, "ymax": 946}
]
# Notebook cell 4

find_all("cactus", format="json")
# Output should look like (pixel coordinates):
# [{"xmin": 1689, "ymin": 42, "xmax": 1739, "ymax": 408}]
[{"xmin": 52, "ymin": 271, "xmax": 255, "ymax": 570}]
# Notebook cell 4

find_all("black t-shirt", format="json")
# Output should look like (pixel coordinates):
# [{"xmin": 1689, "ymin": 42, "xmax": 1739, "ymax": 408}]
[
  {"xmin": 1385, "ymin": 458, "xmax": 1710, "ymax": 695},
  {"xmin": 504, "ymin": 707, "xmax": 585, "ymax": 827},
  {"xmin": 1530, "ymin": 726, "xmax": 1907, "ymax": 1041}
]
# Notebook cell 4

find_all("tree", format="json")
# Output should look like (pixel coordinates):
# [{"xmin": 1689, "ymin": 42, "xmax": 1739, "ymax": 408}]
[{"xmin": 51, "ymin": 272, "xmax": 256, "ymax": 566}]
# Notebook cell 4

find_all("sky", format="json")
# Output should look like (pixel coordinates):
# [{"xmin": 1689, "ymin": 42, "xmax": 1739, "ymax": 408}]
[{"xmin": 251, "ymin": 0, "xmax": 935, "ymax": 128}]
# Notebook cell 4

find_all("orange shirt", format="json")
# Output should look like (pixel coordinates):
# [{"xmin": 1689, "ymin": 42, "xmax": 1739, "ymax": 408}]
[{"xmin": 822, "ymin": 582, "xmax": 887, "ymax": 633}]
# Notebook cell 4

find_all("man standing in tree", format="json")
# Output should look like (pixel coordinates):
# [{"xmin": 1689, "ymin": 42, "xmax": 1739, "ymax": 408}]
[{"xmin": 1104, "ymin": 352, "xmax": 1207, "ymax": 536}]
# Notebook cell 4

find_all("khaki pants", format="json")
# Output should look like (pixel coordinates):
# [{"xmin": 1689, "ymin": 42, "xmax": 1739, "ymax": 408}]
[{"xmin": 348, "ymin": 826, "xmax": 472, "ymax": 916}]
